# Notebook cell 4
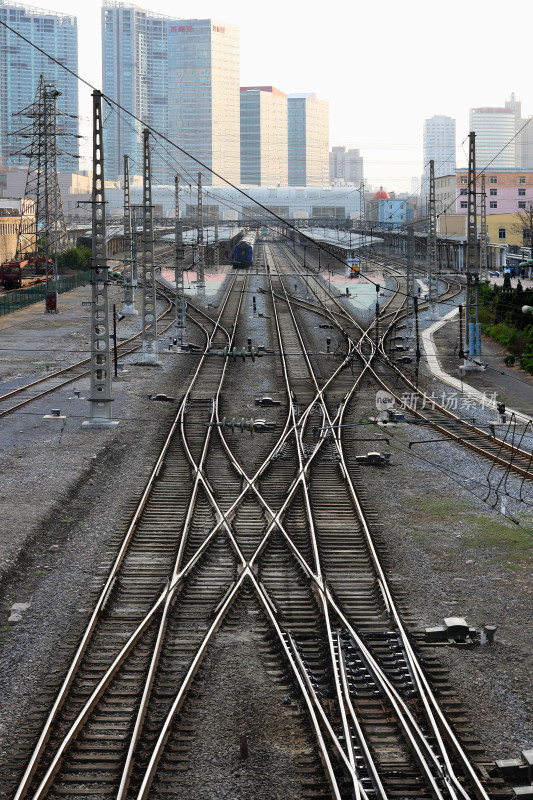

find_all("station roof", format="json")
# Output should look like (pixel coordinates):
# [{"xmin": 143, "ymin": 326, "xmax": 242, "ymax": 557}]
[{"xmin": 296, "ymin": 227, "xmax": 383, "ymax": 252}]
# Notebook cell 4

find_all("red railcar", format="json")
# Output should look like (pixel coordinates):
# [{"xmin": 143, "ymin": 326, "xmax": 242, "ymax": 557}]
[
  {"xmin": 0, "ymin": 256, "xmax": 54, "ymax": 290},
  {"xmin": 0, "ymin": 261, "xmax": 22, "ymax": 290}
]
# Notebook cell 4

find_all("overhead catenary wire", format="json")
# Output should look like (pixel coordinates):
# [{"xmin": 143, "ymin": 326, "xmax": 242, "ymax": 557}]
[{"xmin": 1, "ymin": 15, "xmax": 532, "ymax": 309}]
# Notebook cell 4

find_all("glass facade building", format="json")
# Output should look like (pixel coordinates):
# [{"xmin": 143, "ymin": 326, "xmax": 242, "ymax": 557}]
[
  {"xmin": 288, "ymin": 93, "xmax": 329, "ymax": 187},
  {"xmin": 102, "ymin": 2, "xmax": 178, "ymax": 181},
  {"xmin": 0, "ymin": 0, "xmax": 79, "ymax": 173},
  {"xmin": 240, "ymin": 86, "xmax": 288, "ymax": 187},
  {"xmin": 168, "ymin": 20, "xmax": 240, "ymax": 187}
]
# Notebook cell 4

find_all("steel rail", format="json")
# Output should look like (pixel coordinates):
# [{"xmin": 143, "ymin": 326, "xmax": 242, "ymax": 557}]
[
  {"xmin": 293, "ymin": 244, "xmax": 533, "ymax": 478},
  {"xmin": 278, "ymin": 241, "xmax": 488, "ymax": 799},
  {"xmin": 270, "ymin": 247, "xmax": 456, "ymax": 800},
  {"xmin": 115, "ymin": 273, "xmax": 249, "ymax": 798},
  {"xmin": 266, "ymin": 254, "xmax": 364, "ymax": 797},
  {"xmin": 0, "ymin": 293, "xmax": 175, "ymax": 419},
  {"xmin": 12, "ymin": 275, "xmax": 239, "ymax": 800}
]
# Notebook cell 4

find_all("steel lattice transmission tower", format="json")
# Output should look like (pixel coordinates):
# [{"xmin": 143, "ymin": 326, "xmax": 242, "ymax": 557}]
[{"xmin": 14, "ymin": 75, "xmax": 70, "ymax": 262}]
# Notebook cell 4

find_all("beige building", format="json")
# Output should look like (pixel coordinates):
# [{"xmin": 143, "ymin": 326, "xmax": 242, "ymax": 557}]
[
  {"xmin": 168, "ymin": 20, "xmax": 240, "ymax": 186},
  {"xmin": 0, "ymin": 198, "xmax": 35, "ymax": 263},
  {"xmin": 240, "ymin": 86, "xmax": 288, "ymax": 186},
  {"xmin": 0, "ymin": 167, "xmax": 120, "ymax": 220},
  {"xmin": 437, "ymin": 211, "xmax": 527, "ymax": 250}
]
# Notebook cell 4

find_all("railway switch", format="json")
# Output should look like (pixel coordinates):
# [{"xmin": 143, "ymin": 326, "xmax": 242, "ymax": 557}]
[
  {"xmin": 206, "ymin": 417, "xmax": 275, "ymax": 433},
  {"xmin": 220, "ymin": 347, "xmax": 261, "ymax": 362}
]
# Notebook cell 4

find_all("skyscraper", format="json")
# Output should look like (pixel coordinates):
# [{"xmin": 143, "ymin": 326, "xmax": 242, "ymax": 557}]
[
  {"xmin": 240, "ymin": 86, "xmax": 287, "ymax": 186},
  {"xmin": 168, "ymin": 20, "xmax": 240, "ymax": 186},
  {"xmin": 469, "ymin": 106, "xmax": 516, "ymax": 169},
  {"xmin": 0, "ymin": 0, "xmax": 79, "ymax": 173},
  {"xmin": 102, "ymin": 1, "xmax": 178, "ymax": 180},
  {"xmin": 288, "ymin": 94, "xmax": 329, "ymax": 187},
  {"xmin": 422, "ymin": 115, "xmax": 456, "ymax": 180}
]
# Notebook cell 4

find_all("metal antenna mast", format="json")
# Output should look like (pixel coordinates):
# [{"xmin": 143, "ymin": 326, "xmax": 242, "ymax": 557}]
[
  {"xmin": 480, "ymin": 172, "xmax": 487, "ymax": 282},
  {"xmin": 427, "ymin": 160, "xmax": 439, "ymax": 318},
  {"xmin": 197, "ymin": 172, "xmax": 205, "ymax": 293},
  {"xmin": 122, "ymin": 154, "xmax": 137, "ymax": 316},
  {"xmin": 141, "ymin": 129, "xmax": 159, "ymax": 363},
  {"xmin": 82, "ymin": 90, "xmax": 117, "ymax": 429},
  {"xmin": 175, "ymin": 174, "xmax": 186, "ymax": 344},
  {"xmin": 13, "ymin": 75, "xmax": 70, "ymax": 311}
]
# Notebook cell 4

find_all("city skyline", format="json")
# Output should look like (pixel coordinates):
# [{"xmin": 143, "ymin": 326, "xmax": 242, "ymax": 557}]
[{"xmin": 1, "ymin": 0, "xmax": 532, "ymax": 193}]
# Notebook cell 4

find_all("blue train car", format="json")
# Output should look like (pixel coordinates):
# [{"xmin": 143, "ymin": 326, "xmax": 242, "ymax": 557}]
[{"xmin": 233, "ymin": 232, "xmax": 256, "ymax": 268}]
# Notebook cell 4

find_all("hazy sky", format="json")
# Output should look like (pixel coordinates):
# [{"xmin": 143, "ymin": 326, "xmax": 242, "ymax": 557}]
[{"xmin": 19, "ymin": 0, "xmax": 532, "ymax": 191}]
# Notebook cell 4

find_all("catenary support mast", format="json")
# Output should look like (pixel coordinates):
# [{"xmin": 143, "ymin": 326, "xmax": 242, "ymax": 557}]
[
  {"xmin": 141, "ymin": 129, "xmax": 159, "ymax": 363},
  {"xmin": 465, "ymin": 131, "xmax": 480, "ymax": 361},
  {"xmin": 427, "ymin": 159, "xmax": 439, "ymax": 318},
  {"xmin": 82, "ymin": 90, "xmax": 117, "ymax": 429},
  {"xmin": 175, "ymin": 174, "xmax": 186, "ymax": 344},
  {"xmin": 480, "ymin": 172, "xmax": 487, "ymax": 282},
  {"xmin": 406, "ymin": 227, "xmax": 415, "ymax": 337},
  {"xmin": 197, "ymin": 172, "xmax": 205, "ymax": 293},
  {"xmin": 122, "ymin": 154, "xmax": 137, "ymax": 315}
]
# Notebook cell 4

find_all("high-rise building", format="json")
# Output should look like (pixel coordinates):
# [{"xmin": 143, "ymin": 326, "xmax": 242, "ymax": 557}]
[
  {"xmin": 168, "ymin": 20, "xmax": 240, "ymax": 187},
  {"xmin": 423, "ymin": 115, "xmax": 456, "ymax": 180},
  {"xmin": 421, "ymin": 115, "xmax": 456, "ymax": 205},
  {"xmin": 504, "ymin": 93, "xmax": 533, "ymax": 170},
  {"xmin": 0, "ymin": 0, "xmax": 79, "ymax": 173},
  {"xmin": 240, "ymin": 86, "xmax": 287, "ymax": 186},
  {"xmin": 469, "ymin": 106, "xmax": 517, "ymax": 169},
  {"xmin": 288, "ymin": 94, "xmax": 329, "ymax": 187},
  {"xmin": 102, "ymin": 1, "xmax": 179, "ymax": 181},
  {"xmin": 329, "ymin": 146, "xmax": 363, "ymax": 184}
]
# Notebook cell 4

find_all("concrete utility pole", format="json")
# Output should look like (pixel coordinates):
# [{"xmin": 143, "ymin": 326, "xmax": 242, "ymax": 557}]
[
  {"xmin": 197, "ymin": 172, "xmax": 205, "ymax": 293},
  {"xmin": 427, "ymin": 159, "xmax": 439, "ymax": 318},
  {"xmin": 82, "ymin": 90, "xmax": 117, "ymax": 429},
  {"xmin": 465, "ymin": 131, "xmax": 481, "ymax": 363},
  {"xmin": 141, "ymin": 129, "xmax": 159, "ymax": 363},
  {"xmin": 406, "ymin": 226, "xmax": 415, "ymax": 337},
  {"xmin": 480, "ymin": 172, "xmax": 487, "ymax": 282},
  {"xmin": 174, "ymin": 174, "xmax": 186, "ymax": 345},
  {"xmin": 359, "ymin": 181, "xmax": 365, "ymax": 228},
  {"xmin": 122, "ymin": 155, "xmax": 137, "ymax": 316}
]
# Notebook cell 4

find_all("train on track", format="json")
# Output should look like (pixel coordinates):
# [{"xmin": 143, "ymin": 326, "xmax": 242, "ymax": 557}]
[
  {"xmin": 232, "ymin": 231, "xmax": 256, "ymax": 268},
  {"xmin": 0, "ymin": 256, "xmax": 53, "ymax": 290}
]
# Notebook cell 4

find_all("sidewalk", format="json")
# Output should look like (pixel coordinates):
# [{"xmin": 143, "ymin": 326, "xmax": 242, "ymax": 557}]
[{"xmin": 422, "ymin": 307, "xmax": 533, "ymax": 424}]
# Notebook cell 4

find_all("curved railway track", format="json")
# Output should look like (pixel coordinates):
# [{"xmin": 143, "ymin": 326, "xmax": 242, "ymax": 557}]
[{"xmin": 3, "ymin": 238, "xmax": 510, "ymax": 800}]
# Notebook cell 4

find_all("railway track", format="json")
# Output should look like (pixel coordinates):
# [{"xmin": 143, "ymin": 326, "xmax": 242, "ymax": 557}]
[
  {"xmin": 2, "ymin": 239, "xmax": 509, "ymax": 799},
  {"xmin": 284, "ymin": 239, "xmax": 533, "ymax": 483}
]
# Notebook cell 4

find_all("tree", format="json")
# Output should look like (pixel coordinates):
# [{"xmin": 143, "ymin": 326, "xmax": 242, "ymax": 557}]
[
  {"xmin": 57, "ymin": 246, "xmax": 91, "ymax": 273},
  {"xmin": 510, "ymin": 200, "xmax": 533, "ymax": 260}
]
